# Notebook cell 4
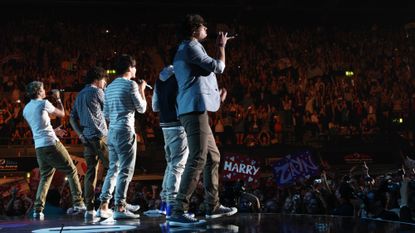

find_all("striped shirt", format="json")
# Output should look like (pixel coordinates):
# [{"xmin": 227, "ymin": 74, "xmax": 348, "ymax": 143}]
[
  {"xmin": 70, "ymin": 84, "xmax": 108, "ymax": 140},
  {"xmin": 104, "ymin": 77, "xmax": 147, "ymax": 132}
]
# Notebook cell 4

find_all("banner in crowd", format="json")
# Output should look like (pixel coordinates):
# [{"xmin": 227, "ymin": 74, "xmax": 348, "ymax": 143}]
[
  {"xmin": 0, "ymin": 159, "xmax": 18, "ymax": 171},
  {"xmin": 71, "ymin": 155, "xmax": 87, "ymax": 176},
  {"xmin": 272, "ymin": 150, "xmax": 319, "ymax": 186},
  {"xmin": 222, "ymin": 153, "xmax": 261, "ymax": 187},
  {"xmin": 343, "ymin": 152, "xmax": 373, "ymax": 164}
]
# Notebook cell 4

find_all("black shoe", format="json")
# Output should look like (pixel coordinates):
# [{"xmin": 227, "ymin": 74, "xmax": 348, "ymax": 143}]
[
  {"xmin": 168, "ymin": 214, "xmax": 206, "ymax": 227},
  {"xmin": 205, "ymin": 205, "xmax": 237, "ymax": 219}
]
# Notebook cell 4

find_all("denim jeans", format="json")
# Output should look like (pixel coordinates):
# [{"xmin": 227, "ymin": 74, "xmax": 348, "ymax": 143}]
[
  {"xmin": 83, "ymin": 137, "xmax": 109, "ymax": 210},
  {"xmin": 34, "ymin": 141, "xmax": 83, "ymax": 212},
  {"xmin": 99, "ymin": 129, "xmax": 136, "ymax": 207},
  {"xmin": 160, "ymin": 126, "xmax": 189, "ymax": 205},
  {"xmin": 173, "ymin": 112, "xmax": 220, "ymax": 216}
]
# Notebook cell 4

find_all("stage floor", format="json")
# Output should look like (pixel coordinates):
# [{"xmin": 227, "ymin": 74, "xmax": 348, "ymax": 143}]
[{"xmin": 1, "ymin": 213, "xmax": 415, "ymax": 233}]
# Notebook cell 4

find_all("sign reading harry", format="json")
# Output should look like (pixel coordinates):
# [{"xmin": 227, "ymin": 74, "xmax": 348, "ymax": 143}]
[
  {"xmin": 222, "ymin": 154, "xmax": 260, "ymax": 187},
  {"xmin": 272, "ymin": 151, "xmax": 319, "ymax": 186}
]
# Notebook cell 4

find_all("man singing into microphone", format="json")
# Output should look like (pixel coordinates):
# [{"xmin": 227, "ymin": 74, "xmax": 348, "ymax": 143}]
[
  {"xmin": 98, "ymin": 54, "xmax": 147, "ymax": 219},
  {"xmin": 23, "ymin": 82, "xmax": 86, "ymax": 219},
  {"xmin": 168, "ymin": 14, "xmax": 237, "ymax": 227}
]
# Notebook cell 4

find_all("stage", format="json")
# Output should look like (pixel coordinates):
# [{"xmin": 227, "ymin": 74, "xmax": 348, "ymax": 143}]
[{"xmin": 1, "ymin": 213, "xmax": 414, "ymax": 233}]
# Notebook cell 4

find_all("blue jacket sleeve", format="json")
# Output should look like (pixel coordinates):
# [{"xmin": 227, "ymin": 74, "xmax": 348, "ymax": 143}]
[{"xmin": 187, "ymin": 42, "xmax": 225, "ymax": 74}]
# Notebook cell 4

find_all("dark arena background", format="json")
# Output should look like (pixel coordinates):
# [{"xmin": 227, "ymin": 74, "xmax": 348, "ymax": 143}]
[{"xmin": 1, "ymin": 0, "xmax": 415, "ymax": 232}]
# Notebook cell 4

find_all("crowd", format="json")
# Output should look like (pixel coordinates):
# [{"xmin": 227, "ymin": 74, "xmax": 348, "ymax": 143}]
[
  {"xmin": 3, "ymin": 162, "xmax": 415, "ymax": 224},
  {"xmin": 1, "ymin": 14, "xmax": 415, "ymax": 224},
  {"xmin": 1, "ymin": 17, "xmax": 414, "ymax": 147}
]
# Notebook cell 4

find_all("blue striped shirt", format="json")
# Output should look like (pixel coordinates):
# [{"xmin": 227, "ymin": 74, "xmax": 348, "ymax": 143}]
[
  {"xmin": 70, "ymin": 85, "xmax": 108, "ymax": 139},
  {"xmin": 104, "ymin": 77, "xmax": 147, "ymax": 132}
]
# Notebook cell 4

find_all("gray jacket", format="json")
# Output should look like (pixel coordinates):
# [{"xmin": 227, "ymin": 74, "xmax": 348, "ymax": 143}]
[{"xmin": 173, "ymin": 40, "xmax": 225, "ymax": 116}]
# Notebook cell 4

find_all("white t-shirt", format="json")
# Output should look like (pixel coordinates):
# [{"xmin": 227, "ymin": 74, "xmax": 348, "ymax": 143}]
[{"xmin": 23, "ymin": 99, "xmax": 59, "ymax": 148}]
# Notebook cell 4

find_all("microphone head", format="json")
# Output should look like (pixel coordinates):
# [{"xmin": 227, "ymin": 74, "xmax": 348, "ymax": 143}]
[{"xmin": 136, "ymin": 79, "xmax": 153, "ymax": 89}]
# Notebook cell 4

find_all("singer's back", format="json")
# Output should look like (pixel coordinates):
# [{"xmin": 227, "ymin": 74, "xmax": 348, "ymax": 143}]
[
  {"xmin": 173, "ymin": 39, "xmax": 225, "ymax": 116},
  {"xmin": 104, "ymin": 77, "xmax": 147, "ymax": 132}
]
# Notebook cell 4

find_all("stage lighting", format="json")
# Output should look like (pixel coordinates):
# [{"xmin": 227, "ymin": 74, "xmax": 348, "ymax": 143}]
[{"xmin": 345, "ymin": 71, "xmax": 354, "ymax": 77}]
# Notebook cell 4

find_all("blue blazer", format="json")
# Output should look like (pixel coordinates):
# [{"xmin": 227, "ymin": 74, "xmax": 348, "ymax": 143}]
[{"xmin": 173, "ymin": 40, "xmax": 225, "ymax": 116}]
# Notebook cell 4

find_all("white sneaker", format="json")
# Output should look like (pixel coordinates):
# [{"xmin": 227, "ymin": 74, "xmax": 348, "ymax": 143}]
[
  {"xmin": 97, "ymin": 208, "xmax": 113, "ymax": 219},
  {"xmin": 126, "ymin": 203, "xmax": 140, "ymax": 212},
  {"xmin": 33, "ymin": 211, "xmax": 44, "ymax": 220},
  {"xmin": 184, "ymin": 211, "xmax": 195, "ymax": 218},
  {"xmin": 84, "ymin": 210, "xmax": 96, "ymax": 219},
  {"xmin": 113, "ymin": 209, "xmax": 140, "ymax": 220}
]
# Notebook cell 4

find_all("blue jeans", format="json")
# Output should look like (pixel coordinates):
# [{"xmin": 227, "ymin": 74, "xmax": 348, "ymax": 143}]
[
  {"xmin": 99, "ymin": 129, "xmax": 136, "ymax": 207},
  {"xmin": 160, "ymin": 126, "xmax": 189, "ymax": 205}
]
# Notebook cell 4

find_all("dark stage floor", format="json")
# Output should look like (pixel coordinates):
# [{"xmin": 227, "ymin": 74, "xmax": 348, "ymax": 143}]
[{"xmin": 1, "ymin": 213, "xmax": 415, "ymax": 233}]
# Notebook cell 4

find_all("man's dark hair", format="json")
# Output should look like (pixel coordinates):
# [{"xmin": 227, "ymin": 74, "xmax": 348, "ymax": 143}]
[
  {"xmin": 178, "ymin": 14, "xmax": 206, "ymax": 40},
  {"xmin": 115, "ymin": 54, "xmax": 136, "ymax": 75},
  {"xmin": 85, "ymin": 66, "xmax": 107, "ymax": 84}
]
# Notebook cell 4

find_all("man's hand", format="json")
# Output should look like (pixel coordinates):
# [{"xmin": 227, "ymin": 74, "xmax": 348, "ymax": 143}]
[
  {"xmin": 216, "ymin": 31, "xmax": 236, "ymax": 48},
  {"xmin": 51, "ymin": 89, "xmax": 60, "ymax": 100},
  {"xmin": 137, "ymin": 79, "xmax": 147, "ymax": 92},
  {"xmin": 54, "ymin": 126, "xmax": 67, "ymax": 138}
]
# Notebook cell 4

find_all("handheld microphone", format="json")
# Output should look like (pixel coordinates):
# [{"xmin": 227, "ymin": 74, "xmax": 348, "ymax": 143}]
[{"xmin": 136, "ymin": 79, "xmax": 153, "ymax": 89}]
